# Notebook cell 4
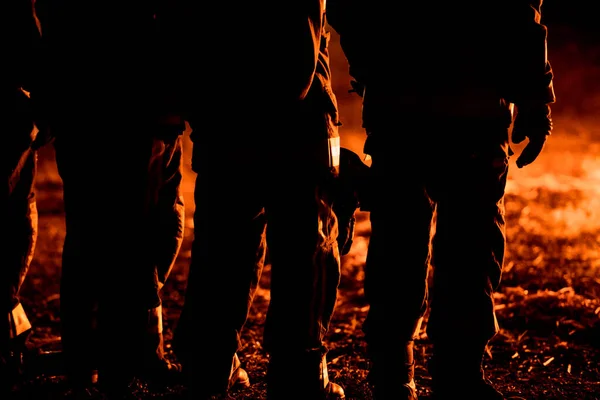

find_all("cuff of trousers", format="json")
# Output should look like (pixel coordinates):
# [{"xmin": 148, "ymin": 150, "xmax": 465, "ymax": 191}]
[{"xmin": 8, "ymin": 303, "xmax": 32, "ymax": 339}]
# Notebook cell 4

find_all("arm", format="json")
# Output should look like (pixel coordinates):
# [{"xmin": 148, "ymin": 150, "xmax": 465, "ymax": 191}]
[
  {"xmin": 15, "ymin": 0, "xmax": 42, "ymax": 94},
  {"xmin": 506, "ymin": 0, "xmax": 555, "ymax": 106},
  {"xmin": 326, "ymin": 0, "xmax": 369, "ymax": 86},
  {"xmin": 508, "ymin": 0, "xmax": 556, "ymax": 168},
  {"xmin": 18, "ymin": 0, "xmax": 53, "ymax": 149},
  {"xmin": 275, "ymin": 0, "xmax": 325, "ymax": 101}
]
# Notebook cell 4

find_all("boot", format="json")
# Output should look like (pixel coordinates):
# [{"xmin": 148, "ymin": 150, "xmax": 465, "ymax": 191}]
[
  {"xmin": 429, "ymin": 342, "xmax": 504, "ymax": 400},
  {"xmin": 228, "ymin": 353, "xmax": 251, "ymax": 389},
  {"xmin": 266, "ymin": 348, "xmax": 345, "ymax": 400},
  {"xmin": 1, "ymin": 341, "xmax": 26, "ymax": 394},
  {"xmin": 1, "ymin": 304, "xmax": 33, "ymax": 394},
  {"xmin": 367, "ymin": 340, "xmax": 418, "ymax": 400},
  {"xmin": 137, "ymin": 305, "xmax": 182, "ymax": 387},
  {"xmin": 186, "ymin": 353, "xmax": 250, "ymax": 399}
]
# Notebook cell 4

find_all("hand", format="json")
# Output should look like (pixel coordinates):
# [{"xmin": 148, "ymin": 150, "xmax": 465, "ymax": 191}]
[
  {"xmin": 512, "ymin": 104, "xmax": 553, "ymax": 168},
  {"xmin": 348, "ymin": 79, "xmax": 364, "ymax": 97},
  {"xmin": 27, "ymin": 90, "xmax": 55, "ymax": 150}
]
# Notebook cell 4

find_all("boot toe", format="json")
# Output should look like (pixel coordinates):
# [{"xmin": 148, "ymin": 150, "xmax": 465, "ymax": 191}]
[
  {"xmin": 325, "ymin": 381, "xmax": 346, "ymax": 399},
  {"xmin": 229, "ymin": 365, "xmax": 250, "ymax": 388},
  {"xmin": 371, "ymin": 379, "xmax": 418, "ymax": 400},
  {"xmin": 140, "ymin": 358, "xmax": 184, "ymax": 387}
]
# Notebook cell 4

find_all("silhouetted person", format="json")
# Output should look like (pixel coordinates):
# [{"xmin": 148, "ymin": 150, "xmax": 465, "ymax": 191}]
[
  {"xmin": 164, "ymin": 1, "xmax": 346, "ymax": 399},
  {"xmin": 327, "ymin": 1, "xmax": 555, "ymax": 399},
  {"xmin": 34, "ymin": 1, "xmax": 186, "ymax": 397},
  {"xmin": 0, "ymin": 0, "xmax": 51, "ymax": 394}
]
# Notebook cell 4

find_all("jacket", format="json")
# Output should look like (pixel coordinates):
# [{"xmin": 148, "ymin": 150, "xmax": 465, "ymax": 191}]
[
  {"xmin": 327, "ymin": 0, "xmax": 555, "ymax": 117},
  {"xmin": 3, "ymin": 0, "xmax": 43, "ymax": 142},
  {"xmin": 159, "ymin": 0, "xmax": 330, "ymax": 127},
  {"xmin": 34, "ymin": 0, "xmax": 173, "ymax": 125}
]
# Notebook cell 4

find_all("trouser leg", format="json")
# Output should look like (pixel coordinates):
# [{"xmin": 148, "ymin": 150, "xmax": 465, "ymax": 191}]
[
  {"xmin": 361, "ymin": 153, "xmax": 432, "ymax": 399},
  {"xmin": 1, "ymin": 142, "xmax": 37, "ymax": 391},
  {"xmin": 264, "ymin": 175, "xmax": 344, "ymax": 399},
  {"xmin": 173, "ymin": 159, "xmax": 265, "ymax": 397},
  {"xmin": 425, "ymin": 120, "xmax": 509, "ymax": 398}
]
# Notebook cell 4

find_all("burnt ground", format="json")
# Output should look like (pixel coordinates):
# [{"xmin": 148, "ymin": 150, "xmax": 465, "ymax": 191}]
[{"xmin": 8, "ymin": 144, "xmax": 600, "ymax": 400}]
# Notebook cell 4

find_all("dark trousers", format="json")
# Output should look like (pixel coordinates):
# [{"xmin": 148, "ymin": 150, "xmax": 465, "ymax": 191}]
[
  {"xmin": 1, "ymin": 130, "xmax": 37, "ymax": 347},
  {"xmin": 174, "ymin": 141, "xmax": 341, "ymax": 393},
  {"xmin": 54, "ymin": 127, "xmax": 184, "ymax": 383},
  {"xmin": 363, "ymin": 115, "xmax": 511, "ymax": 357}
]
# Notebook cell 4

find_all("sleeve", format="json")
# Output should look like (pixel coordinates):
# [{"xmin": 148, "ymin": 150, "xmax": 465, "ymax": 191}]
[
  {"xmin": 274, "ymin": 0, "xmax": 324, "ymax": 101},
  {"xmin": 13, "ymin": 0, "xmax": 42, "ymax": 94},
  {"xmin": 20, "ymin": 0, "xmax": 48, "ymax": 133},
  {"xmin": 505, "ymin": 0, "xmax": 556, "ymax": 105},
  {"xmin": 325, "ymin": 0, "xmax": 370, "ymax": 83}
]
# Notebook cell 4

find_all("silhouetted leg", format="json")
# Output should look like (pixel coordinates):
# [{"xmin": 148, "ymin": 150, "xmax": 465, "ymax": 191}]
[
  {"xmin": 173, "ymin": 150, "xmax": 265, "ymax": 398},
  {"xmin": 137, "ymin": 135, "xmax": 185, "ymax": 383},
  {"xmin": 56, "ymin": 128, "xmax": 185, "ymax": 392},
  {"xmin": 426, "ymin": 119, "xmax": 509, "ymax": 397},
  {"xmin": 94, "ymin": 132, "xmax": 185, "ymax": 390},
  {"xmin": 54, "ymin": 135, "xmax": 105, "ymax": 388},
  {"xmin": 264, "ymin": 169, "xmax": 343, "ymax": 400},
  {"xmin": 1, "ymin": 140, "xmax": 37, "ymax": 392},
  {"xmin": 147, "ymin": 136, "xmax": 185, "ymax": 290},
  {"xmin": 362, "ymin": 149, "xmax": 432, "ymax": 399}
]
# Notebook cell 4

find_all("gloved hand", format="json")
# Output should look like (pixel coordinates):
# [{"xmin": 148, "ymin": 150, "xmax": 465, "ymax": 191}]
[
  {"xmin": 512, "ymin": 104, "xmax": 553, "ymax": 168},
  {"xmin": 363, "ymin": 131, "xmax": 381, "ymax": 161},
  {"xmin": 348, "ymin": 79, "xmax": 364, "ymax": 97},
  {"xmin": 27, "ymin": 91, "xmax": 54, "ymax": 150}
]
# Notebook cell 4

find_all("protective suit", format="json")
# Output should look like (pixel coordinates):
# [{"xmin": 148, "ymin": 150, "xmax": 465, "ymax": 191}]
[
  {"xmin": 35, "ymin": 0, "xmax": 186, "ymax": 395},
  {"xmin": 166, "ymin": 1, "xmax": 345, "ymax": 398},
  {"xmin": 327, "ymin": 1, "xmax": 555, "ymax": 398}
]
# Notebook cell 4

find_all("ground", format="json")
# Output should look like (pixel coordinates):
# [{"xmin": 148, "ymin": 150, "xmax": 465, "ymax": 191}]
[{"xmin": 9, "ymin": 128, "xmax": 600, "ymax": 400}]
